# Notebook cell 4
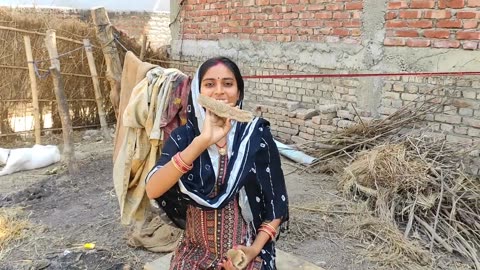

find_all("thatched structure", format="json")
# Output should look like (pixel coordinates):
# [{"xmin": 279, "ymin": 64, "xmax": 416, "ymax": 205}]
[{"xmin": 0, "ymin": 7, "xmax": 170, "ymax": 140}]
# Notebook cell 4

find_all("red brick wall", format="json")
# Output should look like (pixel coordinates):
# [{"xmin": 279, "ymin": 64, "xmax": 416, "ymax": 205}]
[
  {"xmin": 181, "ymin": 0, "xmax": 364, "ymax": 43},
  {"xmin": 385, "ymin": 0, "xmax": 480, "ymax": 49}
]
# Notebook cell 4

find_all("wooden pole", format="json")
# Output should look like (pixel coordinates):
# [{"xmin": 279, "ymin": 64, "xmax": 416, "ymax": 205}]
[
  {"xmin": 45, "ymin": 29, "xmax": 78, "ymax": 174},
  {"xmin": 24, "ymin": 35, "xmax": 41, "ymax": 145},
  {"xmin": 140, "ymin": 34, "xmax": 147, "ymax": 61},
  {"xmin": 91, "ymin": 7, "xmax": 123, "ymax": 119},
  {"xmin": 83, "ymin": 39, "xmax": 111, "ymax": 141}
]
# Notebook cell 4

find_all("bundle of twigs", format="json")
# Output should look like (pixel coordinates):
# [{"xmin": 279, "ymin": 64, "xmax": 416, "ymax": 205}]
[
  {"xmin": 305, "ymin": 99, "xmax": 442, "ymax": 173},
  {"xmin": 339, "ymin": 135, "xmax": 480, "ymax": 268},
  {"xmin": 302, "ymin": 96, "xmax": 480, "ymax": 267}
]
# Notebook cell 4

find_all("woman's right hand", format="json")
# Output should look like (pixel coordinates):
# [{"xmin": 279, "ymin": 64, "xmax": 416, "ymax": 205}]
[{"xmin": 197, "ymin": 110, "xmax": 232, "ymax": 148}]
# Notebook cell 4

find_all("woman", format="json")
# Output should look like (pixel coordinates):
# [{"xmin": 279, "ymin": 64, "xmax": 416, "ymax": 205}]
[{"xmin": 145, "ymin": 57, "xmax": 289, "ymax": 270}]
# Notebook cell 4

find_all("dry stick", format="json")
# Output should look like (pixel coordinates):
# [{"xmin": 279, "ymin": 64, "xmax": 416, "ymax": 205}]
[
  {"xmin": 0, "ymin": 99, "xmax": 98, "ymax": 103},
  {"xmin": 404, "ymin": 186, "xmax": 419, "ymax": 239},
  {"xmin": 91, "ymin": 7, "xmax": 122, "ymax": 119},
  {"xmin": 0, "ymin": 65, "xmax": 104, "ymax": 79},
  {"xmin": 139, "ymin": 34, "xmax": 147, "ymax": 61},
  {"xmin": 442, "ymin": 220, "xmax": 480, "ymax": 269},
  {"xmin": 45, "ymin": 29, "xmax": 78, "ymax": 175},
  {"xmin": 0, "ymin": 25, "xmax": 86, "ymax": 45},
  {"xmin": 23, "ymin": 35, "xmax": 41, "ymax": 145},
  {"xmin": 430, "ymin": 174, "xmax": 445, "ymax": 253},
  {"xmin": 414, "ymin": 215, "xmax": 454, "ymax": 254},
  {"xmin": 350, "ymin": 103, "xmax": 366, "ymax": 130},
  {"xmin": 83, "ymin": 39, "xmax": 111, "ymax": 141}
]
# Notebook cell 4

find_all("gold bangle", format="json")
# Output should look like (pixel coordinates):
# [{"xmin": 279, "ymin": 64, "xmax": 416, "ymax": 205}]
[{"xmin": 262, "ymin": 222, "xmax": 278, "ymax": 234}]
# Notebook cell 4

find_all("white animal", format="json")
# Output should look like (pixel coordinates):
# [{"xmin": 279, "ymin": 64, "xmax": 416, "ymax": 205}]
[{"xmin": 0, "ymin": 145, "xmax": 61, "ymax": 176}]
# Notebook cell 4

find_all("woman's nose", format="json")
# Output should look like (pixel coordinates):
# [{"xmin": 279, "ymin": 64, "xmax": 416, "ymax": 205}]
[{"xmin": 214, "ymin": 83, "xmax": 224, "ymax": 94}]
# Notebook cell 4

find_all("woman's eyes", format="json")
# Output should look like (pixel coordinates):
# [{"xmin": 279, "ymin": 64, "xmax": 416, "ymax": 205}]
[{"xmin": 203, "ymin": 81, "xmax": 234, "ymax": 88}]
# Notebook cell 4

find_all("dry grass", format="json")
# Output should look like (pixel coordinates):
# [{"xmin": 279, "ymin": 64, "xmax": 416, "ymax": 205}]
[
  {"xmin": 299, "ymin": 97, "xmax": 480, "ymax": 269},
  {"xmin": 0, "ymin": 207, "xmax": 30, "ymax": 260}
]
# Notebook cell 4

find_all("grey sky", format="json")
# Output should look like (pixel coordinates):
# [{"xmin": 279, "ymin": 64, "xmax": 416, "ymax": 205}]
[{"xmin": 0, "ymin": 0, "xmax": 170, "ymax": 12}]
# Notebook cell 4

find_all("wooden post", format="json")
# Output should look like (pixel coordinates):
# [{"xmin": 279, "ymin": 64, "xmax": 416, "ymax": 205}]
[
  {"xmin": 140, "ymin": 34, "xmax": 147, "ymax": 61},
  {"xmin": 91, "ymin": 7, "xmax": 123, "ymax": 119},
  {"xmin": 44, "ymin": 29, "xmax": 77, "ymax": 174},
  {"xmin": 83, "ymin": 39, "xmax": 111, "ymax": 141},
  {"xmin": 24, "ymin": 35, "xmax": 41, "ymax": 145}
]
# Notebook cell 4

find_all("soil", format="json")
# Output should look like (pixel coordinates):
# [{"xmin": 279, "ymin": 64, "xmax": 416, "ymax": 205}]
[{"xmin": 0, "ymin": 130, "xmax": 473, "ymax": 270}]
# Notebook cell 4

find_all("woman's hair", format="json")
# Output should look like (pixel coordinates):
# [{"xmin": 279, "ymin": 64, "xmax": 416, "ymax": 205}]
[{"xmin": 198, "ymin": 57, "xmax": 244, "ymax": 101}]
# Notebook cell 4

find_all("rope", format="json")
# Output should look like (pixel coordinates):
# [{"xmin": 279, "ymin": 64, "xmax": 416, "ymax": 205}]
[
  {"xmin": 243, "ymin": 71, "xmax": 480, "ymax": 79},
  {"xmin": 26, "ymin": 45, "xmax": 86, "ymax": 79},
  {"xmin": 113, "ymin": 34, "xmax": 129, "ymax": 52}
]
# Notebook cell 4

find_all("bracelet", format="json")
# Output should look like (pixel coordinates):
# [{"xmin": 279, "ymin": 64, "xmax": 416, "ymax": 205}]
[
  {"xmin": 262, "ymin": 222, "xmax": 278, "ymax": 235},
  {"xmin": 258, "ymin": 228, "xmax": 275, "ymax": 241},
  {"xmin": 171, "ymin": 157, "xmax": 187, "ymax": 174},
  {"xmin": 171, "ymin": 153, "xmax": 193, "ymax": 174},
  {"xmin": 175, "ymin": 153, "xmax": 193, "ymax": 170}
]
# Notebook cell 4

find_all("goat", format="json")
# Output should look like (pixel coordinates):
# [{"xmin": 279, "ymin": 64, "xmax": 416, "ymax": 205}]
[{"xmin": 0, "ymin": 145, "xmax": 61, "ymax": 176}]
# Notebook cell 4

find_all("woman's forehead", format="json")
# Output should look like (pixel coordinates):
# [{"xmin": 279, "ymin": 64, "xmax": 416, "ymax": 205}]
[{"xmin": 202, "ymin": 64, "xmax": 235, "ymax": 80}]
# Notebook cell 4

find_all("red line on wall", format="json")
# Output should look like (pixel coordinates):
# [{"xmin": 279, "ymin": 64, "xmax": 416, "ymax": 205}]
[{"xmin": 243, "ymin": 71, "xmax": 480, "ymax": 79}]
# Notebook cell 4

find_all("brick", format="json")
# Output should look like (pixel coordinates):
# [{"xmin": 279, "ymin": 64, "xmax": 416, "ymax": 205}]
[
  {"xmin": 295, "ymin": 109, "xmax": 319, "ymax": 120},
  {"xmin": 298, "ymin": 132, "xmax": 314, "ymax": 140},
  {"xmin": 383, "ymin": 38, "xmax": 404, "ymax": 46},
  {"xmin": 411, "ymin": 0, "xmax": 435, "ymax": 8},
  {"xmin": 462, "ymin": 41, "xmax": 479, "ymax": 49},
  {"xmin": 286, "ymin": 102, "xmax": 300, "ymax": 112},
  {"xmin": 388, "ymin": 1, "xmax": 408, "ymax": 9},
  {"xmin": 385, "ymin": 11, "xmax": 398, "ymax": 19},
  {"xmin": 315, "ymin": 11, "xmax": 333, "ymax": 19},
  {"xmin": 424, "ymin": 10, "xmax": 451, "ymax": 19},
  {"xmin": 468, "ymin": 128, "xmax": 480, "ymax": 137},
  {"xmin": 446, "ymin": 134, "xmax": 473, "ymax": 144},
  {"xmin": 396, "ymin": 29, "xmax": 419, "ymax": 37},
  {"xmin": 439, "ymin": 0, "xmax": 465, "ymax": 8},
  {"xmin": 456, "ymin": 11, "xmax": 478, "ymax": 18},
  {"xmin": 432, "ymin": 40, "xmax": 461, "ymax": 48},
  {"xmin": 337, "ymin": 120, "xmax": 356, "ymax": 128},
  {"xmin": 319, "ymin": 125, "xmax": 337, "ymax": 132},
  {"xmin": 454, "ymin": 126, "xmax": 469, "ymax": 135},
  {"xmin": 317, "ymin": 104, "xmax": 340, "ymax": 113},
  {"xmin": 408, "ymin": 20, "xmax": 433, "ymax": 28},
  {"xmin": 406, "ymin": 38, "xmax": 431, "ymax": 47},
  {"xmin": 423, "ymin": 29, "xmax": 450, "ymax": 39},
  {"xmin": 345, "ymin": 2, "xmax": 363, "ymax": 10},
  {"xmin": 402, "ymin": 93, "xmax": 419, "ymax": 101},
  {"xmin": 384, "ymin": 91, "xmax": 401, "ymax": 99},
  {"xmin": 386, "ymin": 20, "xmax": 408, "ymax": 28},
  {"xmin": 456, "ymin": 31, "xmax": 480, "ymax": 40},
  {"xmin": 441, "ymin": 123, "xmax": 454, "ymax": 132},
  {"xmin": 463, "ymin": 20, "xmax": 479, "ymax": 29},
  {"xmin": 464, "ymin": 117, "xmax": 480, "ymax": 128},
  {"xmin": 467, "ymin": 0, "xmax": 480, "ymax": 6},
  {"xmin": 278, "ymin": 126, "xmax": 299, "ymax": 135},
  {"xmin": 435, "ymin": 114, "xmax": 462, "ymax": 124},
  {"xmin": 337, "ymin": 110, "xmax": 354, "ymax": 120},
  {"xmin": 399, "ymin": 10, "xmax": 422, "ymax": 19},
  {"xmin": 436, "ymin": 20, "xmax": 462, "ymax": 28}
]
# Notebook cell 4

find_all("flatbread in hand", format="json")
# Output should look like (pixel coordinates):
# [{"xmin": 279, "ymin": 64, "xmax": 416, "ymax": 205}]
[{"xmin": 198, "ymin": 95, "xmax": 253, "ymax": 123}]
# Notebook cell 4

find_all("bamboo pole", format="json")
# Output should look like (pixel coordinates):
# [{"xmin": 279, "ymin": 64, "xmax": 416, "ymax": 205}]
[
  {"xmin": 0, "ymin": 99, "xmax": 98, "ymax": 103},
  {"xmin": 24, "ymin": 35, "xmax": 41, "ymax": 145},
  {"xmin": 83, "ymin": 39, "xmax": 111, "ymax": 141},
  {"xmin": 91, "ymin": 7, "xmax": 122, "ymax": 119},
  {"xmin": 0, "ymin": 26, "xmax": 87, "ymax": 45},
  {"xmin": 140, "ymin": 34, "xmax": 147, "ymax": 61},
  {"xmin": 45, "ymin": 29, "xmax": 78, "ymax": 174},
  {"xmin": 0, "ymin": 65, "xmax": 105, "ymax": 79}
]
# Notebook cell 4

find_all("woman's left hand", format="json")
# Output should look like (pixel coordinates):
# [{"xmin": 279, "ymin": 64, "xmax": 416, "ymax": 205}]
[{"xmin": 218, "ymin": 245, "xmax": 260, "ymax": 270}]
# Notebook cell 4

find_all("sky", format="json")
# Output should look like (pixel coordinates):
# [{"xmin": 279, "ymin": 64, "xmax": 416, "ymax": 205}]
[{"xmin": 0, "ymin": 0, "xmax": 170, "ymax": 12}]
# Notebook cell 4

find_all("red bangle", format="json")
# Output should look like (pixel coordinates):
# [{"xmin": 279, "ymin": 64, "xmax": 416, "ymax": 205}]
[
  {"xmin": 172, "ymin": 153, "xmax": 192, "ymax": 174},
  {"xmin": 174, "ymin": 153, "xmax": 193, "ymax": 170},
  {"xmin": 258, "ymin": 228, "xmax": 275, "ymax": 241}
]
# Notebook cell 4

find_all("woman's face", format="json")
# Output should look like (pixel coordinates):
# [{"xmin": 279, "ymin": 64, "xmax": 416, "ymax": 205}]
[{"xmin": 200, "ymin": 63, "xmax": 240, "ymax": 107}]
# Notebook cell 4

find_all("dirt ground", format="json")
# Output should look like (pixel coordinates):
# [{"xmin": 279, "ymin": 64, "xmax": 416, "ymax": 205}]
[{"xmin": 0, "ymin": 130, "xmax": 472, "ymax": 270}]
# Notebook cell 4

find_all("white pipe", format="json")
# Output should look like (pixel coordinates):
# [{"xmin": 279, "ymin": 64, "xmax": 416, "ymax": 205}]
[{"xmin": 274, "ymin": 139, "xmax": 317, "ymax": 166}]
